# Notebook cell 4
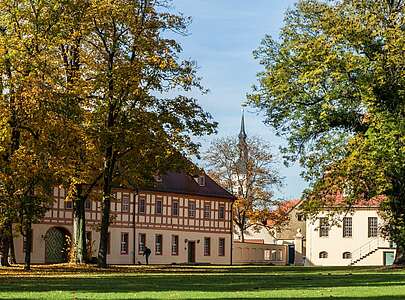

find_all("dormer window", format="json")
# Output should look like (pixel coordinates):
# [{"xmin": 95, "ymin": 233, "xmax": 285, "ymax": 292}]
[{"xmin": 197, "ymin": 175, "xmax": 205, "ymax": 187}]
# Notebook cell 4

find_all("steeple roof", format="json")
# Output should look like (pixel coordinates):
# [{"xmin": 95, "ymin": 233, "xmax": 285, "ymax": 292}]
[
  {"xmin": 239, "ymin": 110, "xmax": 247, "ymax": 140},
  {"xmin": 238, "ymin": 110, "xmax": 248, "ymax": 170}
]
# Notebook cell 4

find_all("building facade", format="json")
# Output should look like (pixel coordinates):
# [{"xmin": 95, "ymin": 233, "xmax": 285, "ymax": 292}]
[
  {"xmin": 272, "ymin": 200, "xmax": 306, "ymax": 265},
  {"xmin": 232, "ymin": 199, "xmax": 305, "ymax": 265},
  {"xmin": 273, "ymin": 200, "xmax": 306, "ymax": 244},
  {"xmin": 13, "ymin": 172, "xmax": 235, "ymax": 265},
  {"xmin": 232, "ymin": 197, "xmax": 396, "ymax": 267},
  {"xmin": 232, "ymin": 241, "xmax": 287, "ymax": 265},
  {"xmin": 305, "ymin": 207, "xmax": 395, "ymax": 266}
]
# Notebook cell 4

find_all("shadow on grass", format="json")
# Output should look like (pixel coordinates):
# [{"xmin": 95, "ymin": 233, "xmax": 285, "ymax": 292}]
[
  {"xmin": 0, "ymin": 264, "xmax": 390, "ymax": 274},
  {"xmin": 199, "ymin": 298, "xmax": 405, "ymax": 300},
  {"xmin": 0, "ymin": 271, "xmax": 405, "ymax": 295}
]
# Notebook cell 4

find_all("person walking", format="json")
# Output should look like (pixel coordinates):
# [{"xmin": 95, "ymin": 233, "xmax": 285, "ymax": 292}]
[{"xmin": 143, "ymin": 246, "xmax": 151, "ymax": 265}]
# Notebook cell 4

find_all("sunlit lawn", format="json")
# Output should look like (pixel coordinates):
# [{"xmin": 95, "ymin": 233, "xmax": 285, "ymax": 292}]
[{"xmin": 1, "ymin": 264, "xmax": 405, "ymax": 299}]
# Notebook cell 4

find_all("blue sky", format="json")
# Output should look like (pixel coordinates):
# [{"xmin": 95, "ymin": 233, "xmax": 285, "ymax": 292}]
[{"xmin": 169, "ymin": 0, "xmax": 307, "ymax": 200}]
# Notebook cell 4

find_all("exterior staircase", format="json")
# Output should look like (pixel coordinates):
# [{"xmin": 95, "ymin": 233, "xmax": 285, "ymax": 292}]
[{"xmin": 349, "ymin": 238, "xmax": 381, "ymax": 266}]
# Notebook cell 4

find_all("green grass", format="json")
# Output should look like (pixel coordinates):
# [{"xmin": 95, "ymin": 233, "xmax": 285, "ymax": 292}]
[{"xmin": 1, "ymin": 264, "xmax": 405, "ymax": 299}]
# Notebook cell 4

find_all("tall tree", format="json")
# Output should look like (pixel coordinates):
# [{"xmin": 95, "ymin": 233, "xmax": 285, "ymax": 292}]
[
  {"xmin": 0, "ymin": 0, "xmax": 216, "ymax": 269},
  {"xmin": 0, "ymin": 0, "xmax": 85, "ymax": 269},
  {"xmin": 54, "ymin": 0, "xmax": 98, "ymax": 264},
  {"xmin": 204, "ymin": 132, "xmax": 281, "ymax": 242},
  {"xmin": 81, "ymin": 0, "xmax": 216, "ymax": 268},
  {"xmin": 249, "ymin": 0, "xmax": 404, "ymax": 263}
]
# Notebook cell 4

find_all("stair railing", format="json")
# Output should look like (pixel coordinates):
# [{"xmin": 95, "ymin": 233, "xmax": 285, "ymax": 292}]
[{"xmin": 350, "ymin": 237, "xmax": 380, "ymax": 265}]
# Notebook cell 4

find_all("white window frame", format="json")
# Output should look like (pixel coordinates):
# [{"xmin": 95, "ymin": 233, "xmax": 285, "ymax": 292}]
[
  {"xmin": 122, "ymin": 194, "xmax": 129, "ymax": 212},
  {"xmin": 188, "ymin": 201, "xmax": 196, "ymax": 218},
  {"xmin": 120, "ymin": 232, "xmax": 129, "ymax": 255}
]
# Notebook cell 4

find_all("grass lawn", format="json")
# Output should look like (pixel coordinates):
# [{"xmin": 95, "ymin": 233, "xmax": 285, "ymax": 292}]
[{"xmin": 1, "ymin": 264, "xmax": 405, "ymax": 299}]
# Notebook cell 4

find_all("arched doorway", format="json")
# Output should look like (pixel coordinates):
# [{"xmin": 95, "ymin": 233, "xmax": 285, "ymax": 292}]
[{"xmin": 44, "ymin": 227, "xmax": 71, "ymax": 264}]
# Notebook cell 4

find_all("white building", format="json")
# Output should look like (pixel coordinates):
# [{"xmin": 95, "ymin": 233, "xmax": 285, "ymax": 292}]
[
  {"xmin": 305, "ymin": 204, "xmax": 395, "ymax": 266},
  {"xmin": 235, "ymin": 197, "xmax": 396, "ymax": 266}
]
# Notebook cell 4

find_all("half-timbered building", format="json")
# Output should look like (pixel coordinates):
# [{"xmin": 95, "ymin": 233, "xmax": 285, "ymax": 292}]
[{"xmin": 13, "ymin": 172, "xmax": 235, "ymax": 265}]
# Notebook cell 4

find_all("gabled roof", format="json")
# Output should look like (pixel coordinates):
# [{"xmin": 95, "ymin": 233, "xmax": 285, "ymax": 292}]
[
  {"xmin": 279, "ymin": 199, "xmax": 302, "ymax": 214},
  {"xmin": 141, "ymin": 171, "xmax": 236, "ymax": 200},
  {"xmin": 266, "ymin": 199, "xmax": 302, "ymax": 226}
]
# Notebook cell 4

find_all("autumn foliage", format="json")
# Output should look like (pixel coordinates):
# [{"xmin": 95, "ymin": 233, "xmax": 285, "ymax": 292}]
[{"xmin": 0, "ymin": 0, "xmax": 216, "ymax": 269}]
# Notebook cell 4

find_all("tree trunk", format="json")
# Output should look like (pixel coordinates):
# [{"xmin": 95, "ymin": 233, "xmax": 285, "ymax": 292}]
[
  {"xmin": 390, "ymin": 176, "xmax": 405, "ymax": 266},
  {"xmin": 2, "ymin": 55, "xmax": 19, "ymax": 267},
  {"xmin": 97, "ymin": 50, "xmax": 115, "ymax": 268},
  {"xmin": 240, "ymin": 225, "xmax": 245, "ymax": 243},
  {"xmin": 7, "ymin": 221, "xmax": 16, "ymax": 265},
  {"xmin": 97, "ymin": 146, "xmax": 114, "ymax": 268},
  {"xmin": 23, "ymin": 222, "xmax": 32, "ymax": 271},
  {"xmin": 240, "ymin": 212, "xmax": 246, "ymax": 243},
  {"xmin": 392, "ymin": 236, "xmax": 405, "ymax": 266},
  {"xmin": 73, "ymin": 185, "xmax": 87, "ymax": 264},
  {"xmin": 0, "ymin": 224, "xmax": 10, "ymax": 267},
  {"xmin": 97, "ymin": 193, "xmax": 111, "ymax": 268}
]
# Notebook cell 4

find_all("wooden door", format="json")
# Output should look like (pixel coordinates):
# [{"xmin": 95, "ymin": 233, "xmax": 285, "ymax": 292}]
[
  {"xmin": 45, "ymin": 227, "xmax": 69, "ymax": 264},
  {"xmin": 188, "ymin": 241, "xmax": 196, "ymax": 263}
]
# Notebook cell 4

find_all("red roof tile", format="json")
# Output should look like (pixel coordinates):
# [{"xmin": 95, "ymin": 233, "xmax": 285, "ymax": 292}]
[{"xmin": 323, "ymin": 192, "xmax": 386, "ymax": 208}]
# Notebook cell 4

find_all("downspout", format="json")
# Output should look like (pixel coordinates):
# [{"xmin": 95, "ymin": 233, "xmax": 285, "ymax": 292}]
[{"xmin": 230, "ymin": 198, "xmax": 235, "ymax": 266}]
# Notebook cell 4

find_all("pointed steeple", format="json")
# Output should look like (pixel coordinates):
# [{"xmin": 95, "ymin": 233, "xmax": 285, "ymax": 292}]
[
  {"xmin": 238, "ymin": 109, "xmax": 248, "ymax": 169},
  {"xmin": 238, "ymin": 109, "xmax": 247, "ymax": 142}
]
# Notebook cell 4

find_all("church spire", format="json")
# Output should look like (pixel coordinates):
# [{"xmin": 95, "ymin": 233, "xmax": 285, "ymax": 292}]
[
  {"xmin": 238, "ymin": 110, "xmax": 248, "ymax": 167},
  {"xmin": 239, "ymin": 109, "xmax": 247, "ymax": 142}
]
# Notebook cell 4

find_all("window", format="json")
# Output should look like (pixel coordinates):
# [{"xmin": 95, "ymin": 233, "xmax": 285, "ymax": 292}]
[
  {"xmin": 218, "ymin": 238, "xmax": 225, "ymax": 256},
  {"xmin": 138, "ymin": 233, "xmax": 146, "ymax": 254},
  {"xmin": 204, "ymin": 237, "xmax": 211, "ymax": 256},
  {"xmin": 188, "ymin": 201, "xmax": 196, "ymax": 218},
  {"xmin": 343, "ymin": 252, "xmax": 352, "ymax": 259},
  {"xmin": 204, "ymin": 204, "xmax": 211, "ymax": 219},
  {"xmin": 319, "ymin": 251, "xmax": 328, "ymax": 258},
  {"xmin": 122, "ymin": 194, "xmax": 129, "ymax": 212},
  {"xmin": 171, "ymin": 235, "xmax": 178, "ymax": 256},
  {"xmin": 218, "ymin": 205, "xmax": 225, "ymax": 219},
  {"xmin": 107, "ymin": 232, "xmax": 111, "ymax": 255},
  {"xmin": 278, "ymin": 250, "xmax": 283, "ymax": 261},
  {"xmin": 198, "ymin": 175, "xmax": 206, "ymax": 186},
  {"xmin": 297, "ymin": 213, "xmax": 304, "ymax": 221},
  {"xmin": 271, "ymin": 250, "xmax": 277, "ymax": 261},
  {"xmin": 264, "ymin": 250, "xmax": 270, "ymax": 260},
  {"xmin": 172, "ymin": 200, "xmax": 179, "ymax": 216},
  {"xmin": 368, "ymin": 217, "xmax": 378, "ymax": 237},
  {"xmin": 121, "ymin": 233, "xmax": 129, "ymax": 255},
  {"xmin": 138, "ymin": 198, "xmax": 145, "ymax": 214},
  {"xmin": 319, "ymin": 217, "xmax": 329, "ymax": 237},
  {"xmin": 155, "ymin": 199, "xmax": 162, "ymax": 215},
  {"xmin": 155, "ymin": 234, "xmax": 163, "ymax": 255},
  {"xmin": 65, "ymin": 200, "xmax": 73, "ymax": 209},
  {"xmin": 343, "ymin": 217, "xmax": 352, "ymax": 237},
  {"xmin": 85, "ymin": 199, "xmax": 91, "ymax": 210}
]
